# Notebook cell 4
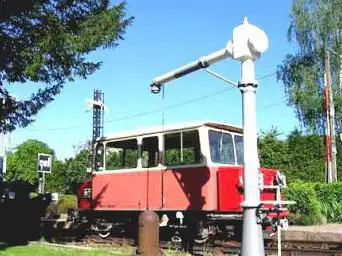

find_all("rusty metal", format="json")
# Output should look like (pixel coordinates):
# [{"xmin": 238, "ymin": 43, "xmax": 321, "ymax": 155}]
[{"xmin": 137, "ymin": 210, "xmax": 162, "ymax": 256}]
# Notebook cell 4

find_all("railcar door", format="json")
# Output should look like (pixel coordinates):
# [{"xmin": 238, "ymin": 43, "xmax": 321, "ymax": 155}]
[
  {"xmin": 140, "ymin": 135, "xmax": 163, "ymax": 209},
  {"xmin": 162, "ymin": 129, "xmax": 212, "ymax": 210}
]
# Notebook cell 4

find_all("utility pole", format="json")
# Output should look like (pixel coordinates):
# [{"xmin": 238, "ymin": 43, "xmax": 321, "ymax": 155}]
[
  {"xmin": 324, "ymin": 51, "xmax": 333, "ymax": 183},
  {"xmin": 327, "ymin": 52, "xmax": 337, "ymax": 183},
  {"xmin": 324, "ymin": 51, "xmax": 337, "ymax": 183}
]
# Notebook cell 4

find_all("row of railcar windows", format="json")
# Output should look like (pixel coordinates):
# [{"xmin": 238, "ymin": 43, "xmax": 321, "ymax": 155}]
[{"xmin": 95, "ymin": 129, "xmax": 243, "ymax": 171}]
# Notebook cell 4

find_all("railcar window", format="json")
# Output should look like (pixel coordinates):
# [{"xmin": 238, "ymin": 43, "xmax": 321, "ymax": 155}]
[
  {"xmin": 142, "ymin": 136, "xmax": 159, "ymax": 168},
  {"xmin": 164, "ymin": 130, "xmax": 201, "ymax": 165},
  {"xmin": 105, "ymin": 139, "xmax": 138, "ymax": 170},
  {"xmin": 234, "ymin": 135, "xmax": 244, "ymax": 165},
  {"xmin": 209, "ymin": 130, "xmax": 235, "ymax": 164}
]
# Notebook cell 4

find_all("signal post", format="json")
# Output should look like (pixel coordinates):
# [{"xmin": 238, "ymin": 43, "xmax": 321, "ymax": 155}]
[{"xmin": 150, "ymin": 18, "xmax": 268, "ymax": 256}]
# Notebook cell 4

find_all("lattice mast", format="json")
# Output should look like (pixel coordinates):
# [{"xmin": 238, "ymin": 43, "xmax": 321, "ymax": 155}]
[{"xmin": 91, "ymin": 89, "xmax": 104, "ymax": 171}]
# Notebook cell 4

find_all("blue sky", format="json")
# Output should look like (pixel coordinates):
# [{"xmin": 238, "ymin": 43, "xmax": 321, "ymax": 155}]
[{"xmin": 9, "ymin": 0, "xmax": 299, "ymax": 160}]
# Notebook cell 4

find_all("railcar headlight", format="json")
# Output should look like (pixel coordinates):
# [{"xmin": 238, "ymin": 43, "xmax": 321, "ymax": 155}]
[
  {"xmin": 275, "ymin": 171, "xmax": 287, "ymax": 188},
  {"xmin": 83, "ymin": 188, "xmax": 92, "ymax": 199}
]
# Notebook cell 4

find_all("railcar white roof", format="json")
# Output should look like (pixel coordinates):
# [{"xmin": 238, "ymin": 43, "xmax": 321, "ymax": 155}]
[{"xmin": 99, "ymin": 121, "xmax": 242, "ymax": 141}]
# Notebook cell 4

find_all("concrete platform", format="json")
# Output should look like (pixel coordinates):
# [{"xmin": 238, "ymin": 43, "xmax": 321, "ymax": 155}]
[{"xmin": 282, "ymin": 224, "xmax": 342, "ymax": 243}]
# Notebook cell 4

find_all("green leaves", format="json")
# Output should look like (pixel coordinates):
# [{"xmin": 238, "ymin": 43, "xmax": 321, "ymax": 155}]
[
  {"xmin": 0, "ymin": 1, "xmax": 133, "ymax": 132},
  {"xmin": 5, "ymin": 139, "xmax": 54, "ymax": 184},
  {"xmin": 5, "ymin": 139, "xmax": 90, "ymax": 194},
  {"xmin": 258, "ymin": 128, "xmax": 325, "ymax": 182},
  {"xmin": 278, "ymin": 0, "xmax": 342, "ymax": 133},
  {"xmin": 285, "ymin": 181, "xmax": 342, "ymax": 224}
]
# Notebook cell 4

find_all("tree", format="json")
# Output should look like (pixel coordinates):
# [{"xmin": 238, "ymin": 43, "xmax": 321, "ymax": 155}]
[
  {"xmin": 286, "ymin": 129, "xmax": 325, "ymax": 182},
  {"xmin": 5, "ymin": 139, "xmax": 54, "ymax": 184},
  {"xmin": 0, "ymin": 1, "xmax": 133, "ymax": 132},
  {"xmin": 258, "ymin": 127, "xmax": 288, "ymax": 169},
  {"xmin": 64, "ymin": 148, "xmax": 90, "ymax": 194},
  {"xmin": 45, "ymin": 159, "xmax": 67, "ymax": 193},
  {"xmin": 258, "ymin": 128, "xmax": 327, "ymax": 182},
  {"xmin": 277, "ymin": 0, "xmax": 342, "ymax": 133}
]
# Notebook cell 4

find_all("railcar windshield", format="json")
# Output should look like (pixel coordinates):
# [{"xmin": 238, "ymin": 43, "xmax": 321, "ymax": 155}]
[{"xmin": 208, "ymin": 130, "xmax": 244, "ymax": 165}]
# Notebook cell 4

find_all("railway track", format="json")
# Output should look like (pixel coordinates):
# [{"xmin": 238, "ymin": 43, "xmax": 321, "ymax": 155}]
[{"xmin": 46, "ymin": 232, "xmax": 342, "ymax": 255}]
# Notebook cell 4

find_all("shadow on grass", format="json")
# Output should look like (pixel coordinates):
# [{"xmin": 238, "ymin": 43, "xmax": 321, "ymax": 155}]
[{"xmin": 0, "ymin": 181, "xmax": 52, "ymax": 251}]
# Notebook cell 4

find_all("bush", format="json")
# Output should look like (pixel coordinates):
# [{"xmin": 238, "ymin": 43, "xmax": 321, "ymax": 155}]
[
  {"xmin": 314, "ymin": 183, "xmax": 342, "ymax": 223},
  {"xmin": 285, "ymin": 181, "xmax": 342, "ymax": 225},
  {"xmin": 57, "ymin": 194, "xmax": 77, "ymax": 214},
  {"xmin": 284, "ymin": 181, "xmax": 325, "ymax": 225}
]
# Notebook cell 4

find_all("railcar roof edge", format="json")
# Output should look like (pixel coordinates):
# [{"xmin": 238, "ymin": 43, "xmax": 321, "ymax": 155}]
[{"xmin": 98, "ymin": 121, "xmax": 242, "ymax": 141}]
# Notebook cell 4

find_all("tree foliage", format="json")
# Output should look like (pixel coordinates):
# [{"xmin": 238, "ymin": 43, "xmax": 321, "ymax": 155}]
[
  {"xmin": 258, "ymin": 128, "xmax": 342, "ymax": 182},
  {"xmin": 5, "ymin": 139, "xmax": 90, "ymax": 193},
  {"xmin": 63, "ymin": 148, "xmax": 90, "ymax": 194},
  {"xmin": 277, "ymin": 0, "xmax": 342, "ymax": 133},
  {"xmin": 5, "ymin": 139, "xmax": 54, "ymax": 184},
  {"xmin": 0, "ymin": 0, "xmax": 133, "ymax": 132}
]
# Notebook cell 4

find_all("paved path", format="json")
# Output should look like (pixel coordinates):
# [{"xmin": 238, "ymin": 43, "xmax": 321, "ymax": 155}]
[{"xmin": 282, "ymin": 224, "xmax": 342, "ymax": 242}]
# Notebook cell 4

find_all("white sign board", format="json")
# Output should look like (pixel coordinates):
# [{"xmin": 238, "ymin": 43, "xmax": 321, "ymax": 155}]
[{"xmin": 37, "ymin": 153, "xmax": 52, "ymax": 173}]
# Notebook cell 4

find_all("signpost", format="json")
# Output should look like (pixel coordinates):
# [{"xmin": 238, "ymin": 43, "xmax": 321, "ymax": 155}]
[{"xmin": 37, "ymin": 153, "xmax": 52, "ymax": 194}]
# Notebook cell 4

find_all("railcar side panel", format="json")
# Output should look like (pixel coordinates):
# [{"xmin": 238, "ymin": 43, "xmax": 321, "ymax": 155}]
[
  {"xmin": 92, "ymin": 172, "xmax": 146, "ymax": 210},
  {"xmin": 145, "ymin": 170, "xmax": 163, "ymax": 209},
  {"xmin": 162, "ymin": 166, "xmax": 217, "ymax": 210}
]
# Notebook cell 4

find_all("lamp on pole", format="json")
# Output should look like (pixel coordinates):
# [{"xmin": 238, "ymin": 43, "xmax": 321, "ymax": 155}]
[{"xmin": 149, "ymin": 17, "xmax": 268, "ymax": 256}]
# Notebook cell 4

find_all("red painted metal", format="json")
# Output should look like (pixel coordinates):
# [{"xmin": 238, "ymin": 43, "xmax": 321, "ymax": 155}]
[
  {"xmin": 81, "ymin": 165, "xmax": 280, "ymax": 213},
  {"xmin": 77, "ymin": 180, "xmax": 92, "ymax": 209},
  {"xmin": 324, "ymin": 86, "xmax": 332, "ymax": 164},
  {"xmin": 217, "ymin": 166, "xmax": 243, "ymax": 211}
]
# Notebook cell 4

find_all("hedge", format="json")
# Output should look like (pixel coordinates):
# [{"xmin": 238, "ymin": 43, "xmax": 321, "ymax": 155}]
[{"xmin": 284, "ymin": 181, "xmax": 342, "ymax": 225}]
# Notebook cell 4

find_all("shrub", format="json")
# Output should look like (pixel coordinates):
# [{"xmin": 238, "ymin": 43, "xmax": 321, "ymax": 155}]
[
  {"xmin": 56, "ymin": 194, "xmax": 77, "ymax": 215},
  {"xmin": 314, "ymin": 183, "xmax": 342, "ymax": 223},
  {"xmin": 284, "ymin": 181, "xmax": 325, "ymax": 225},
  {"xmin": 285, "ymin": 181, "xmax": 342, "ymax": 225}
]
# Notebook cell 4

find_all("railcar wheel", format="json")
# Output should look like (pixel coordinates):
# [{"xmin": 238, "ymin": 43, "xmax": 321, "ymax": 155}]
[
  {"xmin": 98, "ymin": 230, "xmax": 111, "ymax": 239},
  {"xmin": 94, "ymin": 222, "xmax": 112, "ymax": 239}
]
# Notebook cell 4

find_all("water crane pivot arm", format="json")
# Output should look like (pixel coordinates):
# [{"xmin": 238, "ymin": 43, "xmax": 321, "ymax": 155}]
[
  {"xmin": 150, "ymin": 18, "xmax": 269, "ymax": 94},
  {"xmin": 150, "ymin": 46, "xmax": 233, "ymax": 93}
]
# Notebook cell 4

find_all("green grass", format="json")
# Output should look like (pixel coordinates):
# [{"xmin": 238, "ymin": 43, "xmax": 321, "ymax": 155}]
[
  {"xmin": 0, "ymin": 243, "xmax": 129, "ymax": 256},
  {"xmin": 0, "ymin": 243, "xmax": 193, "ymax": 256}
]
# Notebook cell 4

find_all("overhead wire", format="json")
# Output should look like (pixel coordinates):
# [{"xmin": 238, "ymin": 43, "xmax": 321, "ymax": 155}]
[{"xmin": 16, "ymin": 71, "xmax": 278, "ymax": 132}]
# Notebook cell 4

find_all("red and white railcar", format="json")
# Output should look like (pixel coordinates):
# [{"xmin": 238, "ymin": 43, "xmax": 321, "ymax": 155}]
[{"xmin": 78, "ymin": 121, "xmax": 288, "ymax": 241}]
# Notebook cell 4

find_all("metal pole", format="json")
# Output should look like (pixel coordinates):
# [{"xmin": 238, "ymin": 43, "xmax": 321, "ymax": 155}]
[
  {"xmin": 324, "ymin": 52, "xmax": 333, "ymax": 183},
  {"xmin": 326, "ymin": 52, "xmax": 337, "ymax": 182},
  {"xmin": 239, "ymin": 59, "xmax": 265, "ymax": 256},
  {"xmin": 42, "ymin": 172, "xmax": 45, "ymax": 194},
  {"xmin": 276, "ymin": 185, "xmax": 281, "ymax": 256}
]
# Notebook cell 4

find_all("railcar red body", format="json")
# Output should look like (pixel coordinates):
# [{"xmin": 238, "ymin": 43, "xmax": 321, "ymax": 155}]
[{"xmin": 77, "ymin": 121, "xmax": 288, "ymax": 242}]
